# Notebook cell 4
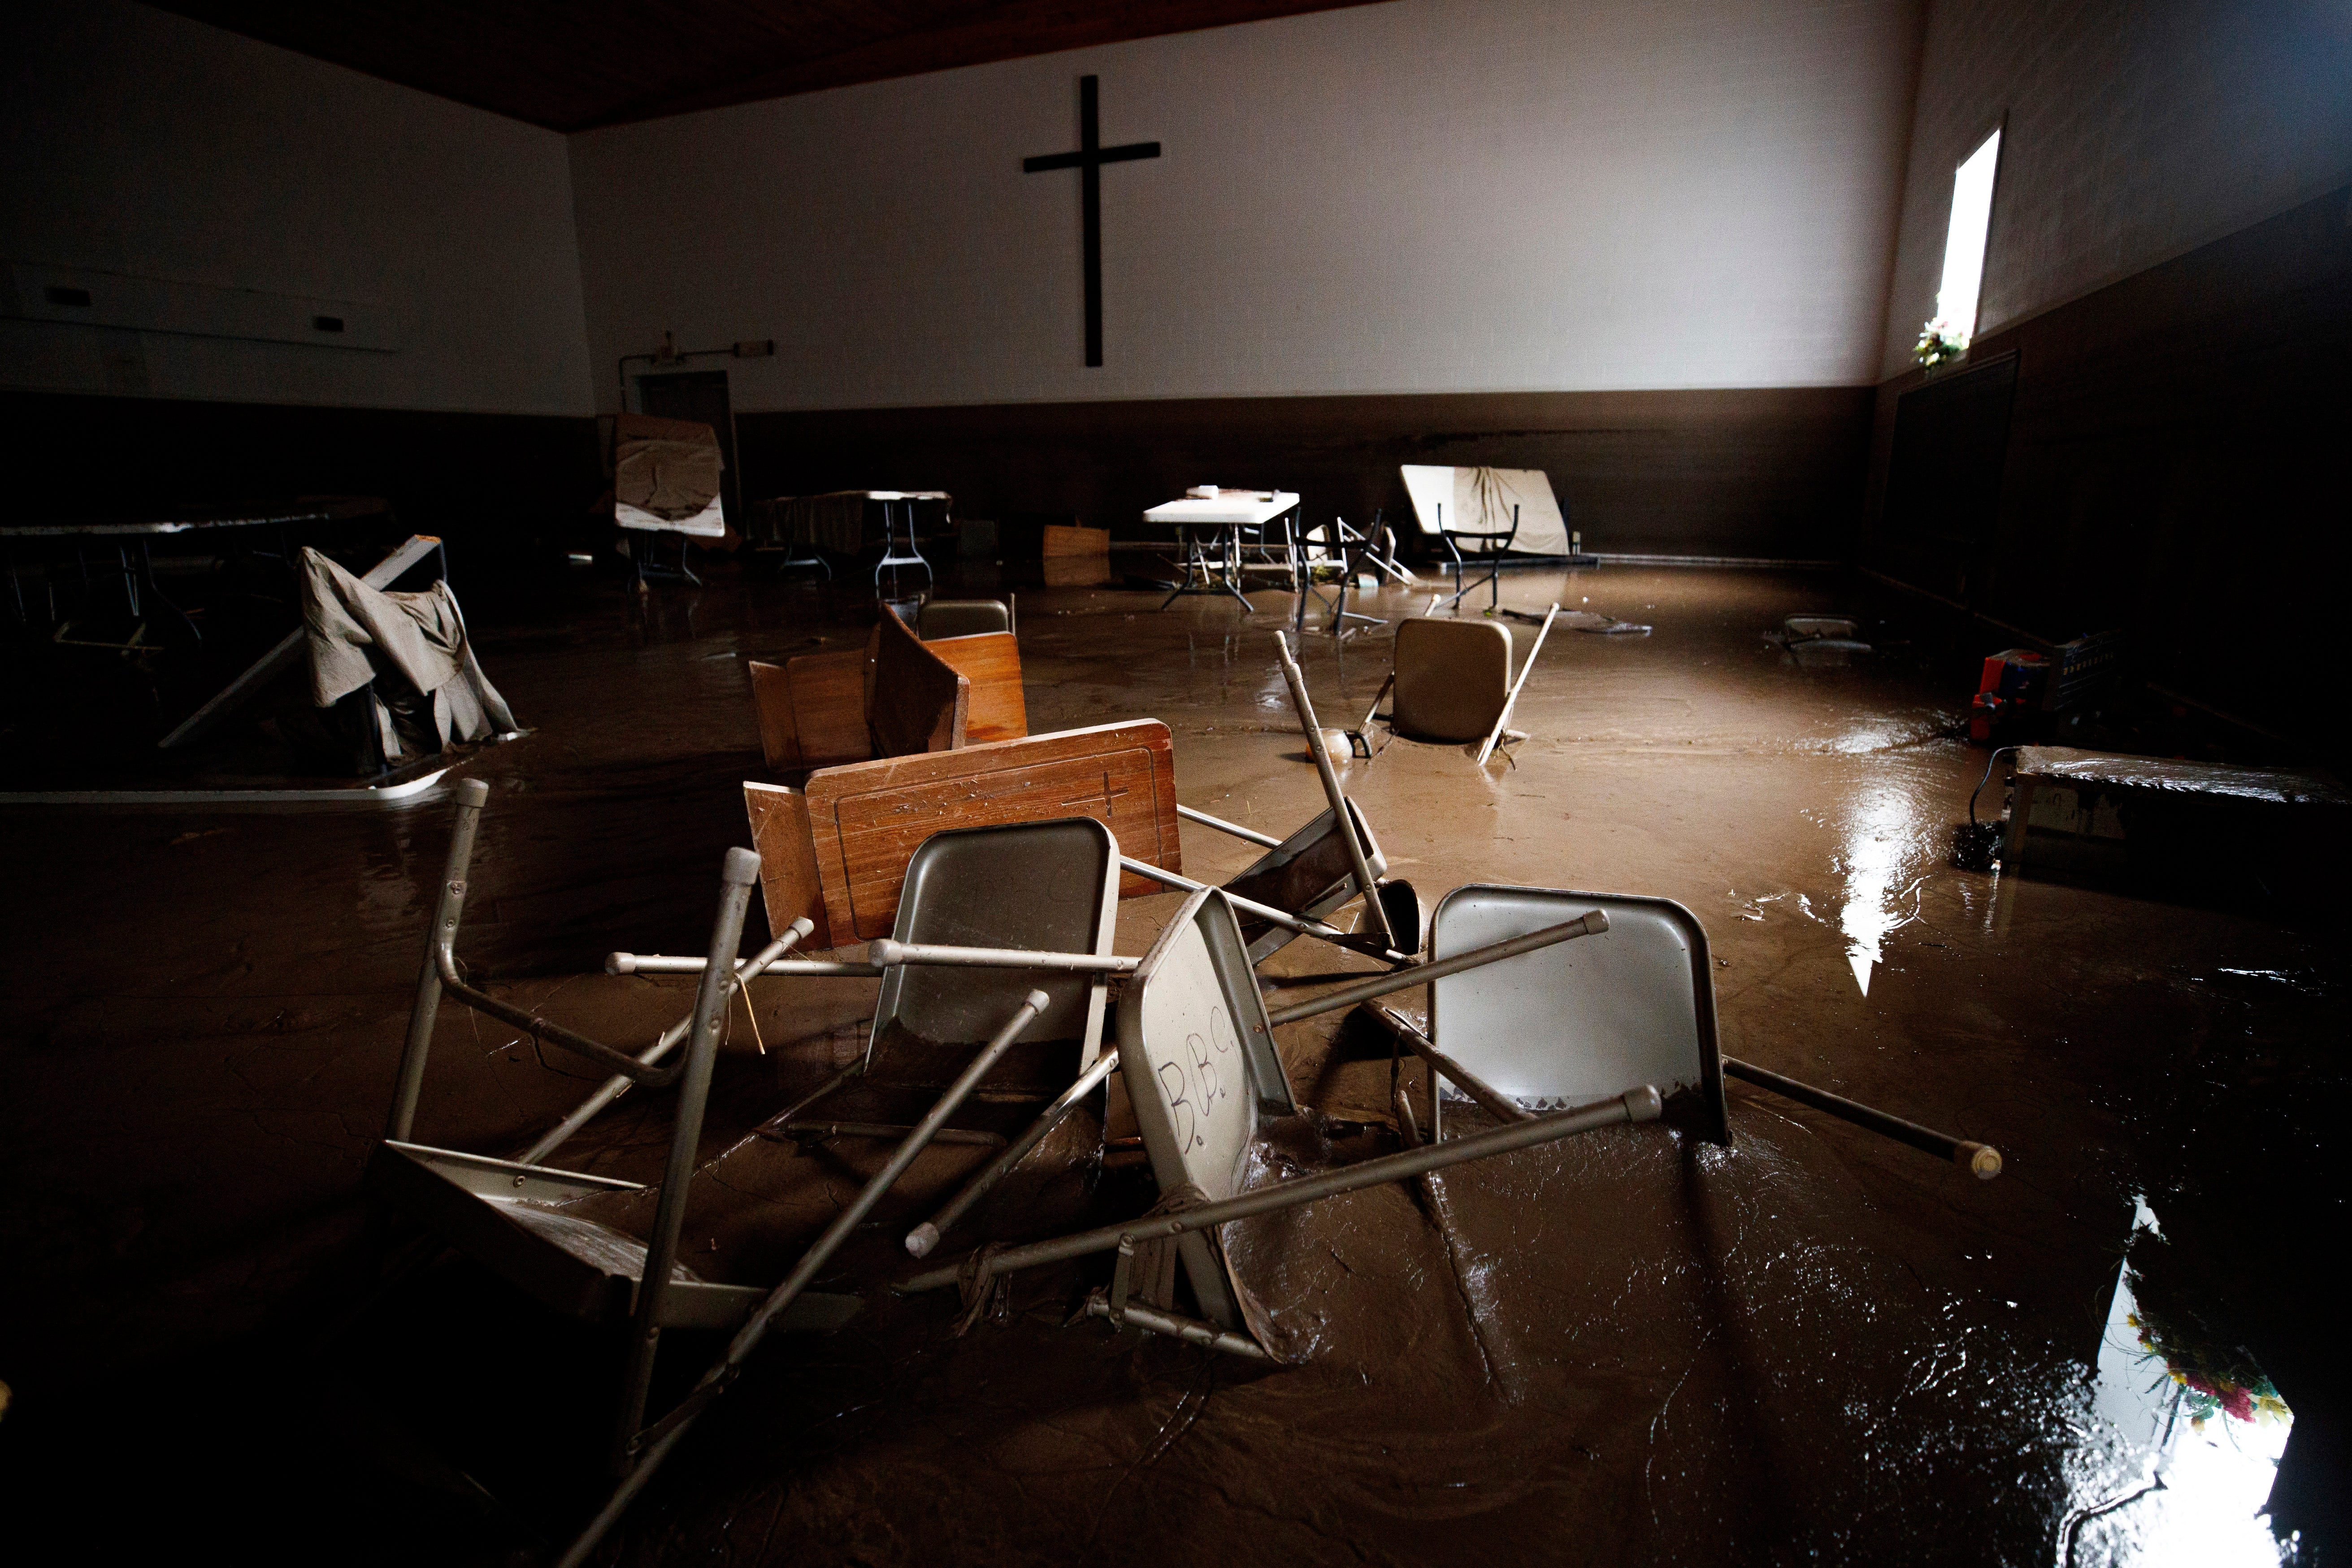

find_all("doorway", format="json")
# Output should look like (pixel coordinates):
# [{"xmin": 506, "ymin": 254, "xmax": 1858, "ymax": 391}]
[{"xmin": 634, "ymin": 370, "xmax": 741, "ymax": 526}]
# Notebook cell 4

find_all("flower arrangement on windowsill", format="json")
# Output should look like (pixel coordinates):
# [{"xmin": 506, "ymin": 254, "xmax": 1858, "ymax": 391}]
[{"xmin": 1915, "ymin": 317, "xmax": 1970, "ymax": 369}]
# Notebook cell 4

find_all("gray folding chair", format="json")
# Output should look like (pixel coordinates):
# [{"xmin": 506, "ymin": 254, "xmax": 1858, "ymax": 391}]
[
  {"xmin": 1219, "ymin": 799, "xmax": 1420, "ymax": 962},
  {"xmin": 557, "ymin": 825, "xmax": 1113, "ymax": 1566},
  {"xmin": 1389, "ymin": 617, "xmax": 1513, "ymax": 743},
  {"xmin": 1404, "ymin": 884, "xmax": 2001, "ymax": 1176},
  {"xmin": 761, "ymin": 817, "xmax": 1120, "ymax": 1150},
  {"xmin": 920, "ymin": 598, "xmax": 1012, "ymax": 640},
  {"xmin": 1423, "ymin": 885, "xmax": 1729, "ymax": 1143},
  {"xmin": 1291, "ymin": 513, "xmax": 1400, "ymax": 638},
  {"xmin": 895, "ymin": 886, "xmax": 1658, "ymax": 1356},
  {"xmin": 369, "ymin": 782, "xmax": 861, "ymax": 1488}
]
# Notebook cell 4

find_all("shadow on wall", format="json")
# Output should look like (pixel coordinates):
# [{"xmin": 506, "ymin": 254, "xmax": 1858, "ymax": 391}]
[
  {"xmin": 0, "ymin": 391, "xmax": 605, "ymax": 568},
  {"xmin": 1862, "ymin": 182, "xmax": 2352, "ymax": 762},
  {"xmin": 734, "ymin": 387, "xmax": 1875, "ymax": 562}
]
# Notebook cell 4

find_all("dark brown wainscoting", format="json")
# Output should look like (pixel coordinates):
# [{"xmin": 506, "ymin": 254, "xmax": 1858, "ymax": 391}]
[
  {"xmin": 735, "ymin": 386, "xmax": 1875, "ymax": 562},
  {"xmin": 0, "ymin": 392, "xmax": 603, "ymax": 567},
  {"xmin": 1864, "ymin": 182, "xmax": 2352, "ymax": 755}
]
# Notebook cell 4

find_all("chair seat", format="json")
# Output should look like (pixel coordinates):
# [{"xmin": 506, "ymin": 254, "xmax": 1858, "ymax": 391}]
[
  {"xmin": 1221, "ymin": 800, "xmax": 1389, "ymax": 961},
  {"xmin": 1428, "ymin": 885, "xmax": 1728, "ymax": 1142},
  {"xmin": 366, "ymin": 1140, "xmax": 864, "ymax": 1331},
  {"xmin": 1392, "ymin": 617, "xmax": 1512, "ymax": 742},
  {"xmin": 920, "ymin": 599, "xmax": 1011, "ymax": 639}
]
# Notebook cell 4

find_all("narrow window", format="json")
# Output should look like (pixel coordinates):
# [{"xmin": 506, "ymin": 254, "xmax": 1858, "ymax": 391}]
[{"xmin": 1936, "ymin": 130, "xmax": 2001, "ymax": 343}]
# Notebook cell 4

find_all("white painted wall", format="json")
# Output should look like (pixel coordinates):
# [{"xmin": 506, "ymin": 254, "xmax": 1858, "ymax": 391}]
[
  {"xmin": 1876, "ymin": 0, "xmax": 2352, "ymax": 378},
  {"xmin": 570, "ymin": 0, "xmax": 1926, "ymax": 413},
  {"xmin": 0, "ymin": 0, "xmax": 594, "ymax": 415}
]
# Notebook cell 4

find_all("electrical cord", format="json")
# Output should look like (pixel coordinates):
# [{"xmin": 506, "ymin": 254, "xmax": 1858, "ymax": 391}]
[{"xmin": 1968, "ymin": 745, "xmax": 2022, "ymax": 826}]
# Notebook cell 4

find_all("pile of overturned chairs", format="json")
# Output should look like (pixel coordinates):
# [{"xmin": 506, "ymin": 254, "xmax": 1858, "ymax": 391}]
[{"xmin": 368, "ymin": 631, "xmax": 2000, "ymax": 1564}]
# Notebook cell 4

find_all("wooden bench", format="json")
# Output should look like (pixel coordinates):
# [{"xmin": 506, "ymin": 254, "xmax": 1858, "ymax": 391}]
[
  {"xmin": 745, "ymin": 720, "xmax": 1180, "ymax": 948},
  {"xmin": 748, "ymin": 609, "xmax": 1026, "ymax": 771}
]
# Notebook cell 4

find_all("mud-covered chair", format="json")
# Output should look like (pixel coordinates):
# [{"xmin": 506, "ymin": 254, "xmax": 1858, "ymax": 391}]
[
  {"xmin": 366, "ymin": 782, "xmax": 860, "ymax": 1483},
  {"xmin": 761, "ymin": 816, "xmax": 1119, "ymax": 1164},
  {"xmin": 1399, "ymin": 883, "xmax": 2001, "ymax": 1179},
  {"xmin": 1350, "ymin": 617, "xmax": 1514, "ymax": 754},
  {"xmin": 894, "ymin": 886, "xmax": 1654, "ymax": 1356}
]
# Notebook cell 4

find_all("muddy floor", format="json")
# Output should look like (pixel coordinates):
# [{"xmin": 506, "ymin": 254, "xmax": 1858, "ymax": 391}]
[{"xmin": 1, "ymin": 560, "xmax": 2342, "ymax": 1565}]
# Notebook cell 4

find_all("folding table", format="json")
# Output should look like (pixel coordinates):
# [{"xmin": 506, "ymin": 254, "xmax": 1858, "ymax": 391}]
[{"xmin": 1144, "ymin": 491, "xmax": 1301, "ymax": 609}]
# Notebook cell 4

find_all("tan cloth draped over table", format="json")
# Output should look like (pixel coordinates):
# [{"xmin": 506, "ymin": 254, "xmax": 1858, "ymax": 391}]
[
  {"xmin": 614, "ymin": 413, "xmax": 721, "ymax": 518},
  {"xmin": 614, "ymin": 413, "xmax": 725, "ymax": 537},
  {"xmin": 301, "ymin": 547, "xmax": 516, "ymax": 764},
  {"xmin": 1397, "ymin": 465, "xmax": 1571, "ymax": 554}
]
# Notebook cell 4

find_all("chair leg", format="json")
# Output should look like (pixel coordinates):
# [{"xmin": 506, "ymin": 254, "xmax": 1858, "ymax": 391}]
[{"xmin": 610, "ymin": 848, "xmax": 759, "ymax": 1476}]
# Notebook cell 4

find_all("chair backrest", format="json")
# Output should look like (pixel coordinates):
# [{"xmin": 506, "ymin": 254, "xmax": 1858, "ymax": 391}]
[
  {"xmin": 920, "ymin": 599, "xmax": 1010, "ymax": 639},
  {"xmin": 1392, "ymin": 618, "xmax": 1512, "ymax": 742},
  {"xmin": 876, "ymin": 818, "xmax": 1121, "ymax": 1076},
  {"xmin": 1429, "ymin": 884, "xmax": 1728, "ymax": 1143},
  {"xmin": 749, "ymin": 630, "xmax": 877, "ymax": 771},
  {"xmin": 869, "ymin": 608, "xmax": 968, "ymax": 757},
  {"xmin": 923, "ymin": 631, "xmax": 1027, "ymax": 743},
  {"xmin": 1446, "ymin": 502, "xmax": 1518, "ymax": 550},
  {"xmin": 1220, "ymin": 799, "xmax": 1388, "ymax": 962},
  {"xmin": 1117, "ymin": 887, "xmax": 1296, "ymax": 1327}
]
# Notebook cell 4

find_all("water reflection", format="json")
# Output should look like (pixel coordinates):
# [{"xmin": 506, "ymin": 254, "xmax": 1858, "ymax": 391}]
[
  {"xmin": 1837, "ymin": 780, "xmax": 1926, "ymax": 995},
  {"xmin": 2069, "ymin": 1199, "xmax": 2292, "ymax": 1565}
]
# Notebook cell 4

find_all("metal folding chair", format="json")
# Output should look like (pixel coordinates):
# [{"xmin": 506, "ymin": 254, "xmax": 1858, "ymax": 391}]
[
  {"xmin": 369, "ymin": 781, "xmax": 862, "ymax": 1495},
  {"xmin": 1235, "ymin": 507, "xmax": 1302, "ymax": 591},
  {"xmin": 556, "ymin": 821, "xmax": 1122, "ymax": 1565},
  {"xmin": 758, "ymin": 817, "xmax": 1120, "ymax": 1151},
  {"xmin": 919, "ymin": 598, "xmax": 1012, "ymax": 639},
  {"xmin": 1216, "ymin": 799, "xmax": 1418, "ymax": 962},
  {"xmin": 874, "ymin": 499, "xmax": 933, "ymax": 599},
  {"xmin": 1434, "ymin": 500, "xmax": 1517, "ymax": 612},
  {"xmin": 891, "ymin": 885, "xmax": 1655, "ymax": 1354},
  {"xmin": 1291, "ymin": 513, "xmax": 1396, "ymax": 638},
  {"xmin": 1350, "ymin": 607, "xmax": 1560, "ymax": 767},
  {"xmin": 1389, "ymin": 884, "xmax": 2002, "ymax": 1176}
]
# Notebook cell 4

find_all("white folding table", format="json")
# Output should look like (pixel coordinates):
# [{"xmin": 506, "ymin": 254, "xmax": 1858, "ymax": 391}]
[{"xmin": 1142, "ymin": 491, "xmax": 1301, "ymax": 610}]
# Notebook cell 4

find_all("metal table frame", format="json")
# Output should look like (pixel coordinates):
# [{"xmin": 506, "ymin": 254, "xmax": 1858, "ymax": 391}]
[{"xmin": 1153, "ymin": 496, "xmax": 1302, "ymax": 611}]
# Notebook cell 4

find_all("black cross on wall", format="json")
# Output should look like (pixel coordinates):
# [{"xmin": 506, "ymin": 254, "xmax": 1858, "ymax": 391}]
[{"xmin": 1024, "ymin": 75, "xmax": 1160, "ymax": 368}]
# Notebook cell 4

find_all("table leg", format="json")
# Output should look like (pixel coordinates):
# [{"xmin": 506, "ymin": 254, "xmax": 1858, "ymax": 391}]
[
  {"xmin": 1158, "ymin": 526, "xmax": 1199, "ymax": 609},
  {"xmin": 1220, "ymin": 525, "xmax": 1253, "ymax": 609}
]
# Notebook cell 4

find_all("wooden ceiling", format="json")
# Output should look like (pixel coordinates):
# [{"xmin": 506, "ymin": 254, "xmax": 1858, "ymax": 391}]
[{"xmin": 148, "ymin": 0, "xmax": 1379, "ymax": 132}]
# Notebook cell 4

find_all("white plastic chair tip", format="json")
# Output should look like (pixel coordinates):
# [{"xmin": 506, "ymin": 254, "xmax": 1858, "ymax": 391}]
[
  {"xmin": 1024, "ymin": 989, "xmax": 1052, "ymax": 1012},
  {"xmin": 1625, "ymin": 1084, "xmax": 1663, "ymax": 1120},
  {"xmin": 789, "ymin": 916, "xmax": 816, "ymax": 937},
  {"xmin": 605, "ymin": 952, "xmax": 636, "ymax": 975},
  {"xmin": 723, "ymin": 846, "xmax": 763, "ymax": 884},
  {"xmin": 1585, "ymin": 910, "xmax": 1610, "ymax": 933},
  {"xmin": 906, "ymin": 1224, "xmax": 939, "ymax": 1258}
]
